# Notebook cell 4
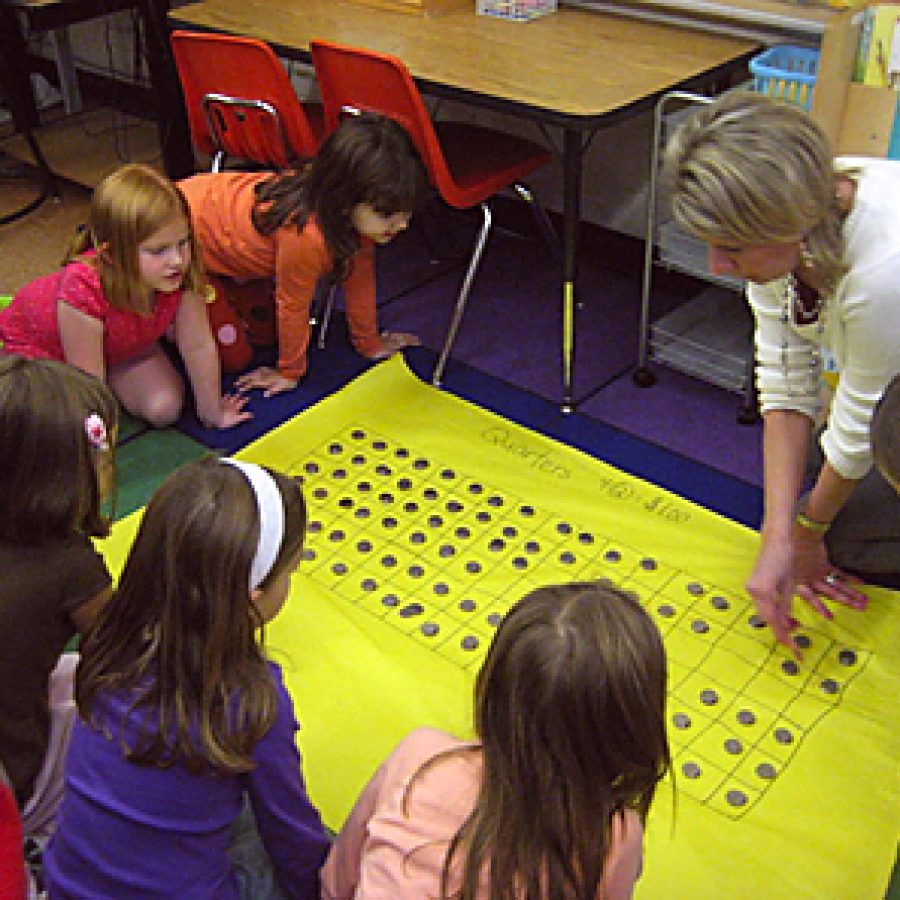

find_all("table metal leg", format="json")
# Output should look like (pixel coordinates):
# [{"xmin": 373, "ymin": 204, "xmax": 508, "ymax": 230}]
[
  {"xmin": 561, "ymin": 126, "xmax": 584, "ymax": 414},
  {"xmin": 137, "ymin": 0, "xmax": 195, "ymax": 178},
  {"xmin": 0, "ymin": 4, "xmax": 59, "ymax": 224}
]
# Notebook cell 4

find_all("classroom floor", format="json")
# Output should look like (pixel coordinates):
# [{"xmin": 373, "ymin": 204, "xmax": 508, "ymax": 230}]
[{"xmin": 0, "ymin": 99, "xmax": 765, "ymax": 486}]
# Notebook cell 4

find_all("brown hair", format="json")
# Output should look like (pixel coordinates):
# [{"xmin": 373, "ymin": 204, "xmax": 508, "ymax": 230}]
[
  {"xmin": 76, "ymin": 456, "xmax": 307, "ymax": 774},
  {"xmin": 872, "ymin": 373, "xmax": 900, "ymax": 490},
  {"xmin": 664, "ymin": 91, "xmax": 851, "ymax": 293},
  {"xmin": 65, "ymin": 163, "xmax": 206, "ymax": 314},
  {"xmin": 251, "ymin": 112, "xmax": 428, "ymax": 282},
  {"xmin": 430, "ymin": 581, "xmax": 670, "ymax": 900},
  {"xmin": 0, "ymin": 355, "xmax": 118, "ymax": 543}
]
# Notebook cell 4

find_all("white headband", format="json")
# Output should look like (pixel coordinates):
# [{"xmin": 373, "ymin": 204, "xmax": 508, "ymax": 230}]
[{"xmin": 221, "ymin": 458, "xmax": 285, "ymax": 590}]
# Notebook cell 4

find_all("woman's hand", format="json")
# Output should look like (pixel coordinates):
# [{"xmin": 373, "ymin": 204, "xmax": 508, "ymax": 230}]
[
  {"xmin": 199, "ymin": 392, "xmax": 253, "ymax": 430},
  {"xmin": 747, "ymin": 539, "xmax": 800, "ymax": 655},
  {"xmin": 792, "ymin": 523, "xmax": 868, "ymax": 620},
  {"xmin": 235, "ymin": 366, "xmax": 299, "ymax": 397},
  {"xmin": 365, "ymin": 331, "xmax": 421, "ymax": 360},
  {"xmin": 749, "ymin": 527, "xmax": 868, "ymax": 657}
]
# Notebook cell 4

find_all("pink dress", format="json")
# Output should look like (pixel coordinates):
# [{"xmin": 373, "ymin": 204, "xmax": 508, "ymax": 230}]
[
  {"xmin": 321, "ymin": 727, "xmax": 644, "ymax": 900},
  {"xmin": 0, "ymin": 260, "xmax": 181, "ymax": 367}
]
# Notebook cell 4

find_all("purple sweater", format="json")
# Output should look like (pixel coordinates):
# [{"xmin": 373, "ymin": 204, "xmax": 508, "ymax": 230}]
[{"xmin": 44, "ymin": 663, "xmax": 329, "ymax": 899}]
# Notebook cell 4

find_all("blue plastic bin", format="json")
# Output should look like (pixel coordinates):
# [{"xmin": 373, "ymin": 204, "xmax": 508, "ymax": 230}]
[{"xmin": 749, "ymin": 45, "xmax": 819, "ymax": 111}]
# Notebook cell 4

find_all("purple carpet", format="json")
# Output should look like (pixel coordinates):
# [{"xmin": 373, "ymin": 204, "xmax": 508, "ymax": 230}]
[{"xmin": 368, "ymin": 202, "xmax": 764, "ymax": 489}]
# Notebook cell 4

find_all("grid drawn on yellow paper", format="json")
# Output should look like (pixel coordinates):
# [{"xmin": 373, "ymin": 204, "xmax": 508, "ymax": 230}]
[{"xmin": 100, "ymin": 356, "xmax": 900, "ymax": 900}]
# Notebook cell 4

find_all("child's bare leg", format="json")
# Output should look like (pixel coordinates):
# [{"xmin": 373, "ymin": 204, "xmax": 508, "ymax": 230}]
[{"xmin": 108, "ymin": 343, "xmax": 185, "ymax": 428}]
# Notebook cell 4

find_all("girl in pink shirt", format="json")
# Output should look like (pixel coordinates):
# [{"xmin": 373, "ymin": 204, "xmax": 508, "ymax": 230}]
[
  {"xmin": 0, "ymin": 164, "xmax": 250, "ymax": 430},
  {"xmin": 322, "ymin": 581, "xmax": 671, "ymax": 900}
]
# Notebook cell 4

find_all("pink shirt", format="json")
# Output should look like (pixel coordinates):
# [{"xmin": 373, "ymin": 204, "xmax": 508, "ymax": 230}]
[
  {"xmin": 321, "ymin": 727, "xmax": 643, "ymax": 900},
  {"xmin": 0, "ymin": 260, "xmax": 181, "ymax": 367}
]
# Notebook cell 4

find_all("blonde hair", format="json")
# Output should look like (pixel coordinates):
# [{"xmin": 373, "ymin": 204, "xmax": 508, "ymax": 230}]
[
  {"xmin": 664, "ymin": 91, "xmax": 850, "ymax": 292},
  {"xmin": 65, "ymin": 164, "xmax": 206, "ymax": 313}
]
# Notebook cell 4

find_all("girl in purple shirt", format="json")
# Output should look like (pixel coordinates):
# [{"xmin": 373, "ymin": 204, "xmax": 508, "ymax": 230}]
[{"xmin": 45, "ymin": 458, "xmax": 330, "ymax": 899}]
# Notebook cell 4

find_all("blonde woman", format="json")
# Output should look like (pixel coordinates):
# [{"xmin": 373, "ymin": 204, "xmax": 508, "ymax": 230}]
[{"xmin": 665, "ymin": 91, "xmax": 900, "ymax": 652}]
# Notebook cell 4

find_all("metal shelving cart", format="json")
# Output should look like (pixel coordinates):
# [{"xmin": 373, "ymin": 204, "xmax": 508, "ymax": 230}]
[{"xmin": 633, "ymin": 89, "xmax": 759, "ymax": 424}]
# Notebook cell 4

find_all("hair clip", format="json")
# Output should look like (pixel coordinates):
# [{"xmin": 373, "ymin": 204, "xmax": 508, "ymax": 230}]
[{"xmin": 84, "ymin": 413, "xmax": 109, "ymax": 451}]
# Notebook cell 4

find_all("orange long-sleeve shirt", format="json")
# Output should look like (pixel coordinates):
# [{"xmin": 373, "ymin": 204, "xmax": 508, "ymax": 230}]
[{"xmin": 179, "ymin": 172, "xmax": 380, "ymax": 380}]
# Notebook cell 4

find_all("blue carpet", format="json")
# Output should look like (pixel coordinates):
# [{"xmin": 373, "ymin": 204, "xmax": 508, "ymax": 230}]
[
  {"xmin": 176, "ymin": 206, "xmax": 763, "ymax": 524},
  {"xmin": 375, "ymin": 214, "xmax": 764, "ymax": 488},
  {"xmin": 176, "ymin": 334, "xmax": 762, "ymax": 529},
  {"xmin": 176, "ymin": 326, "xmax": 371, "ymax": 454}
]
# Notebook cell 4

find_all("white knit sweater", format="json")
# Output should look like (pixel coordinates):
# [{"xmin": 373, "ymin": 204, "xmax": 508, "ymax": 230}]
[{"xmin": 748, "ymin": 157, "xmax": 900, "ymax": 480}]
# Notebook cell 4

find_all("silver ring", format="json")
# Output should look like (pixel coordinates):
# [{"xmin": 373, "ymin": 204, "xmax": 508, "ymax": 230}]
[{"xmin": 824, "ymin": 573, "xmax": 839, "ymax": 586}]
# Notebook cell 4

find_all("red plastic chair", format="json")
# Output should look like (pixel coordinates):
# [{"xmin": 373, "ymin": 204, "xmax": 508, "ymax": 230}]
[
  {"xmin": 310, "ymin": 39, "xmax": 555, "ymax": 386},
  {"xmin": 170, "ymin": 31, "xmax": 326, "ymax": 171}
]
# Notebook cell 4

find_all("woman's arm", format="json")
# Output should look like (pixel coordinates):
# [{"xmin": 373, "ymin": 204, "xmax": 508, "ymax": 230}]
[
  {"xmin": 174, "ymin": 291, "xmax": 251, "ymax": 429},
  {"xmin": 747, "ymin": 408, "xmax": 812, "ymax": 650},
  {"xmin": 57, "ymin": 302, "xmax": 106, "ymax": 381},
  {"xmin": 795, "ymin": 463, "xmax": 866, "ymax": 612},
  {"xmin": 751, "ymin": 409, "xmax": 865, "ymax": 649}
]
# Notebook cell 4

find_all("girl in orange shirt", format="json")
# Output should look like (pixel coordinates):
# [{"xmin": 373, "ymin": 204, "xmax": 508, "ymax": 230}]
[{"xmin": 180, "ymin": 112, "xmax": 429, "ymax": 396}]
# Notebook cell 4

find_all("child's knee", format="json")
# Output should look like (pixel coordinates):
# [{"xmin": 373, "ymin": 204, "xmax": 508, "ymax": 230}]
[{"xmin": 137, "ymin": 390, "xmax": 184, "ymax": 428}]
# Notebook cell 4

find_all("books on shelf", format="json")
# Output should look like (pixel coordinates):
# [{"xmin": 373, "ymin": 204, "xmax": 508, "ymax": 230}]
[{"xmin": 854, "ymin": 3, "xmax": 900, "ymax": 86}]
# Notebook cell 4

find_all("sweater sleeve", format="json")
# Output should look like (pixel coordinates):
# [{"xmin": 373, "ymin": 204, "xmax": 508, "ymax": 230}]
[
  {"xmin": 319, "ymin": 758, "xmax": 387, "ymax": 900},
  {"xmin": 819, "ymin": 261, "xmax": 900, "ymax": 480},
  {"xmin": 248, "ymin": 664, "xmax": 330, "ymax": 900},
  {"xmin": 273, "ymin": 226, "xmax": 330, "ymax": 381},
  {"xmin": 341, "ymin": 240, "xmax": 382, "ymax": 357},
  {"xmin": 747, "ymin": 280, "xmax": 821, "ymax": 423}
]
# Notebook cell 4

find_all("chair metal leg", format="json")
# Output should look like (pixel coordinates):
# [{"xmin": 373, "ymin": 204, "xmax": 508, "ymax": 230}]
[
  {"xmin": 315, "ymin": 283, "xmax": 337, "ymax": 350},
  {"xmin": 512, "ymin": 182, "xmax": 559, "ymax": 260},
  {"xmin": 432, "ymin": 202, "xmax": 492, "ymax": 388},
  {"xmin": 737, "ymin": 350, "xmax": 760, "ymax": 425}
]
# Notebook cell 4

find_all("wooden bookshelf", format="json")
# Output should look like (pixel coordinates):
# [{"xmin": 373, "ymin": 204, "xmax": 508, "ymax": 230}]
[{"xmin": 811, "ymin": 5, "xmax": 897, "ymax": 157}]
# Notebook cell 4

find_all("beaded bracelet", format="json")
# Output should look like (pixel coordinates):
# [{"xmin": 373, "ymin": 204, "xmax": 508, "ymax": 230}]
[{"xmin": 795, "ymin": 511, "xmax": 830, "ymax": 534}]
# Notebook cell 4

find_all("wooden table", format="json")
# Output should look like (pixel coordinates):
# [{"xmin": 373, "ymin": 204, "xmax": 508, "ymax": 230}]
[
  {"xmin": 2, "ymin": 0, "xmax": 194, "ymax": 178},
  {"xmin": 168, "ymin": 0, "xmax": 758, "ymax": 409}
]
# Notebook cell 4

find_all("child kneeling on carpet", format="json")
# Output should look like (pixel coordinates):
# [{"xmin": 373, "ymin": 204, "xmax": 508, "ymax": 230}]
[
  {"xmin": 0, "ymin": 164, "xmax": 250, "ymax": 430},
  {"xmin": 178, "ymin": 111, "xmax": 429, "ymax": 397},
  {"xmin": 44, "ymin": 457, "xmax": 330, "ymax": 899},
  {"xmin": 0, "ymin": 357, "xmax": 119, "ymax": 893},
  {"xmin": 321, "ymin": 581, "xmax": 671, "ymax": 900}
]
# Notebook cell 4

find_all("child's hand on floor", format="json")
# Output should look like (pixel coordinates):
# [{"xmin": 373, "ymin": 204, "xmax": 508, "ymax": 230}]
[
  {"xmin": 235, "ymin": 366, "xmax": 299, "ymax": 398},
  {"xmin": 200, "ymin": 393, "xmax": 254, "ymax": 430},
  {"xmin": 367, "ymin": 331, "xmax": 421, "ymax": 360}
]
